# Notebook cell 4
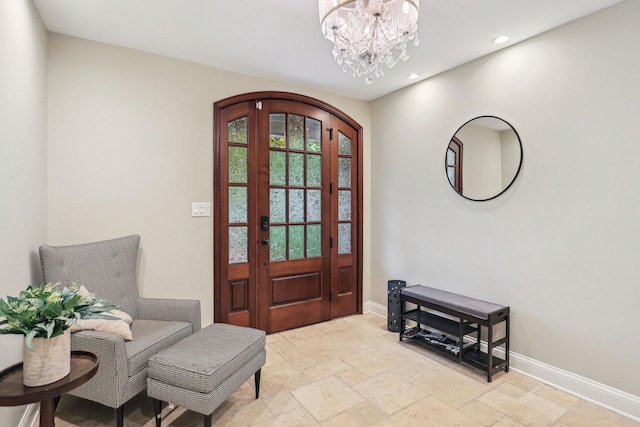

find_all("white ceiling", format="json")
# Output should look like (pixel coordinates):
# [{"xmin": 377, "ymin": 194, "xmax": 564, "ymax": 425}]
[{"xmin": 33, "ymin": 0, "xmax": 623, "ymax": 101}]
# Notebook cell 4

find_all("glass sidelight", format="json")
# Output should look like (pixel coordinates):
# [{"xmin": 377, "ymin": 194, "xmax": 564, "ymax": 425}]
[
  {"xmin": 228, "ymin": 117, "xmax": 249, "ymax": 264},
  {"xmin": 337, "ymin": 131, "xmax": 353, "ymax": 254}
]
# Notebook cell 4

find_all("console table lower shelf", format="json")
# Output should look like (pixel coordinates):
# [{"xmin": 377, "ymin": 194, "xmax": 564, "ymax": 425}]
[{"xmin": 399, "ymin": 285, "xmax": 510, "ymax": 382}]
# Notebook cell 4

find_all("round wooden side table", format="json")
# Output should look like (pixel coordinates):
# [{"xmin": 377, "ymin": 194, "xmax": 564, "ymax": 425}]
[{"xmin": 0, "ymin": 350, "xmax": 99, "ymax": 427}]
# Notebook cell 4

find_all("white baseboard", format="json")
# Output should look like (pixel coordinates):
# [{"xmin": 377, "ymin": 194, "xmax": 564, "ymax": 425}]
[
  {"xmin": 364, "ymin": 300, "xmax": 640, "ymax": 423},
  {"xmin": 509, "ymin": 352, "xmax": 640, "ymax": 422},
  {"xmin": 18, "ymin": 403, "xmax": 38, "ymax": 427},
  {"xmin": 364, "ymin": 300, "xmax": 387, "ymax": 318}
]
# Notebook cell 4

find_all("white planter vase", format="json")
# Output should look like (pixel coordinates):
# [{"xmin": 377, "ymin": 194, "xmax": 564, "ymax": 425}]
[{"xmin": 22, "ymin": 329, "xmax": 71, "ymax": 387}]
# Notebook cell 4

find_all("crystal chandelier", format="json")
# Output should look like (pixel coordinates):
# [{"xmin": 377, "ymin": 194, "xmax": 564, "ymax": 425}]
[{"xmin": 318, "ymin": 0, "xmax": 419, "ymax": 84}]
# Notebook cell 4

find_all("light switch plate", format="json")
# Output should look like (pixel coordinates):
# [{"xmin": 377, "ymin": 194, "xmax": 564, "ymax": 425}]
[{"xmin": 191, "ymin": 202, "xmax": 211, "ymax": 217}]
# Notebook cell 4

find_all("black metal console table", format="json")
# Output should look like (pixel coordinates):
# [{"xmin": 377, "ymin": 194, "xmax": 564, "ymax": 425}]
[{"xmin": 399, "ymin": 285, "xmax": 510, "ymax": 382}]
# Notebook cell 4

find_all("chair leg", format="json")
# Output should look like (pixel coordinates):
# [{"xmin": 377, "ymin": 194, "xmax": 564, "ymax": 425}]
[
  {"xmin": 204, "ymin": 413, "xmax": 212, "ymax": 427},
  {"xmin": 254, "ymin": 368, "xmax": 261, "ymax": 399},
  {"xmin": 115, "ymin": 405, "xmax": 124, "ymax": 427},
  {"xmin": 152, "ymin": 399, "xmax": 163, "ymax": 427}
]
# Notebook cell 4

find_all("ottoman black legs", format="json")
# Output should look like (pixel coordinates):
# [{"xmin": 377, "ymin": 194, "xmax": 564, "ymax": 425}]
[
  {"xmin": 255, "ymin": 368, "xmax": 261, "ymax": 399},
  {"xmin": 152, "ymin": 399, "xmax": 163, "ymax": 427},
  {"xmin": 150, "ymin": 399, "xmax": 213, "ymax": 427},
  {"xmin": 115, "ymin": 405, "xmax": 124, "ymax": 427},
  {"xmin": 147, "ymin": 324, "xmax": 266, "ymax": 426},
  {"xmin": 151, "ymin": 369, "xmax": 262, "ymax": 426}
]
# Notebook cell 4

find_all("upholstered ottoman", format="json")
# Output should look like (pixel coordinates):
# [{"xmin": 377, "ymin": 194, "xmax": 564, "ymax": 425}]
[{"xmin": 147, "ymin": 323, "xmax": 266, "ymax": 427}]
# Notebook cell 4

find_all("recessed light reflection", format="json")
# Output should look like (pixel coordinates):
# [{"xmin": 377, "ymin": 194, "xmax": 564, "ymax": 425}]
[
  {"xmin": 492, "ymin": 35, "xmax": 510, "ymax": 44},
  {"xmin": 407, "ymin": 73, "xmax": 419, "ymax": 79}
]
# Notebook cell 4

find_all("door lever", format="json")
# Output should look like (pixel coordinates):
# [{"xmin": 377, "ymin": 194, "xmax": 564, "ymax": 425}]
[
  {"xmin": 261, "ymin": 238, "xmax": 270, "ymax": 245},
  {"xmin": 261, "ymin": 215, "xmax": 270, "ymax": 231}
]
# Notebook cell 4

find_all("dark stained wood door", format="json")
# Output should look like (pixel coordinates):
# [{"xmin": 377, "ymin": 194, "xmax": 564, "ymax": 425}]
[
  {"xmin": 214, "ymin": 92, "xmax": 362, "ymax": 333},
  {"xmin": 256, "ymin": 100, "xmax": 332, "ymax": 332}
]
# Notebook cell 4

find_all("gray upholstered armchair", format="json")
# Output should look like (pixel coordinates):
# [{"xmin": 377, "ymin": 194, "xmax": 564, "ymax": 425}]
[{"xmin": 39, "ymin": 235, "xmax": 201, "ymax": 427}]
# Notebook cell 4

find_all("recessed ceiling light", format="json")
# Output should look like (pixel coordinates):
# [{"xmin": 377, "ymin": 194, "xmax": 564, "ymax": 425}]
[
  {"xmin": 492, "ymin": 35, "xmax": 510, "ymax": 44},
  {"xmin": 407, "ymin": 73, "xmax": 420, "ymax": 79}
]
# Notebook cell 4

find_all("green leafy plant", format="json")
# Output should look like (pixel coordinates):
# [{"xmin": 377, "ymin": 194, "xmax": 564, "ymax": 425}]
[{"xmin": 0, "ymin": 283, "xmax": 118, "ymax": 351}]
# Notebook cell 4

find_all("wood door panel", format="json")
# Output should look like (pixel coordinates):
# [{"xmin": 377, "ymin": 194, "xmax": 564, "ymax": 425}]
[
  {"xmin": 272, "ymin": 272, "xmax": 322, "ymax": 305},
  {"xmin": 228, "ymin": 263, "xmax": 249, "ymax": 280},
  {"xmin": 269, "ymin": 299, "xmax": 325, "ymax": 332},
  {"xmin": 230, "ymin": 280, "xmax": 248, "ymax": 311},
  {"xmin": 337, "ymin": 253, "xmax": 353, "ymax": 268},
  {"xmin": 338, "ymin": 267, "xmax": 352, "ymax": 294},
  {"xmin": 269, "ymin": 258, "xmax": 323, "ymax": 276},
  {"xmin": 228, "ymin": 310, "xmax": 250, "ymax": 327}
]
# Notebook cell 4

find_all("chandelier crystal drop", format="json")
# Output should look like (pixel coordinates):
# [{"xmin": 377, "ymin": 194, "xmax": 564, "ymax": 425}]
[{"xmin": 318, "ymin": 0, "xmax": 419, "ymax": 83}]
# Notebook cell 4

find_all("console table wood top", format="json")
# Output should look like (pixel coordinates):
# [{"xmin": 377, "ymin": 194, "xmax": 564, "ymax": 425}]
[{"xmin": 0, "ymin": 350, "xmax": 98, "ymax": 427}]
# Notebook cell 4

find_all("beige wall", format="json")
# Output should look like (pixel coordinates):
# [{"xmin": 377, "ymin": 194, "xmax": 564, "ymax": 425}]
[
  {"xmin": 370, "ymin": 0, "xmax": 640, "ymax": 398},
  {"xmin": 0, "ymin": 0, "xmax": 48, "ymax": 424},
  {"xmin": 46, "ymin": 34, "xmax": 371, "ymax": 327}
]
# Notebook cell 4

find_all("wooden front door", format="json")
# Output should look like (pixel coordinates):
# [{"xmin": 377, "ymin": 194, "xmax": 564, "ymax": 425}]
[{"xmin": 214, "ymin": 92, "xmax": 362, "ymax": 333}]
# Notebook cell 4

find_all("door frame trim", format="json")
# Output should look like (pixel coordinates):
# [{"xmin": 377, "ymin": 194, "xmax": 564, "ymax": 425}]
[{"xmin": 213, "ymin": 91, "xmax": 364, "ymax": 324}]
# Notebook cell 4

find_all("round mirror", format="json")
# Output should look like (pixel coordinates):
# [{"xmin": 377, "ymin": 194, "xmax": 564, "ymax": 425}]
[{"xmin": 446, "ymin": 116, "xmax": 523, "ymax": 201}]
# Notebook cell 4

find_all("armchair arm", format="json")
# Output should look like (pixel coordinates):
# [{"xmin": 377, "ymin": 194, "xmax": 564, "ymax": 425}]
[
  {"xmin": 69, "ymin": 331, "xmax": 129, "ymax": 408},
  {"xmin": 138, "ymin": 298, "xmax": 201, "ymax": 332}
]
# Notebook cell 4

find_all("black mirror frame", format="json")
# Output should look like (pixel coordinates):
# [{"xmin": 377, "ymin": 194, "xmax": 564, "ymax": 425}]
[{"xmin": 446, "ymin": 115, "xmax": 523, "ymax": 202}]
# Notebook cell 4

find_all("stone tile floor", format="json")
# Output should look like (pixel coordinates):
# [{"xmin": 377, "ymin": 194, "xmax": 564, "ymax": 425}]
[{"xmin": 54, "ymin": 314, "xmax": 639, "ymax": 426}]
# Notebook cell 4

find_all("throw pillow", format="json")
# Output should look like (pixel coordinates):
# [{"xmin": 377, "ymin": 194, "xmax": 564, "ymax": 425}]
[{"xmin": 69, "ymin": 285, "xmax": 134, "ymax": 341}]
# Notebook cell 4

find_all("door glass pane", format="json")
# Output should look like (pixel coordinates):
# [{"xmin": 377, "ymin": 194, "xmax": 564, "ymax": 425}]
[
  {"xmin": 447, "ymin": 167, "xmax": 455, "ymax": 186},
  {"xmin": 270, "ymin": 151, "xmax": 286, "ymax": 185},
  {"xmin": 270, "ymin": 113, "xmax": 286, "ymax": 148},
  {"xmin": 338, "ymin": 131, "xmax": 352, "ymax": 155},
  {"xmin": 229, "ymin": 226, "xmax": 248, "ymax": 263},
  {"xmin": 228, "ymin": 146, "xmax": 247, "ymax": 183},
  {"xmin": 306, "ymin": 154, "xmax": 321, "ymax": 187},
  {"xmin": 307, "ymin": 190, "xmax": 321, "ymax": 222},
  {"xmin": 338, "ymin": 223, "xmax": 351, "ymax": 254},
  {"xmin": 270, "ymin": 189, "xmax": 286, "ymax": 223},
  {"xmin": 447, "ymin": 148, "xmax": 455, "ymax": 166},
  {"xmin": 289, "ymin": 225, "xmax": 305, "ymax": 260},
  {"xmin": 307, "ymin": 224, "xmax": 321, "ymax": 257},
  {"xmin": 306, "ymin": 118, "xmax": 321, "ymax": 152},
  {"xmin": 338, "ymin": 190, "xmax": 351, "ymax": 221},
  {"xmin": 338, "ymin": 157, "xmax": 351, "ymax": 188},
  {"xmin": 288, "ymin": 114, "xmax": 304, "ymax": 150},
  {"xmin": 229, "ymin": 187, "xmax": 247, "ymax": 223},
  {"xmin": 288, "ymin": 152, "xmax": 304, "ymax": 186},
  {"xmin": 289, "ymin": 189, "xmax": 305, "ymax": 223},
  {"xmin": 228, "ymin": 117, "xmax": 247, "ymax": 144},
  {"xmin": 270, "ymin": 226, "xmax": 286, "ymax": 261}
]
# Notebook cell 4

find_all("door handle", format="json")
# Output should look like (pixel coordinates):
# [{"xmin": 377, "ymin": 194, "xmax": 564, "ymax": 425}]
[
  {"xmin": 261, "ymin": 215, "xmax": 270, "ymax": 230},
  {"xmin": 261, "ymin": 238, "xmax": 270, "ymax": 245}
]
